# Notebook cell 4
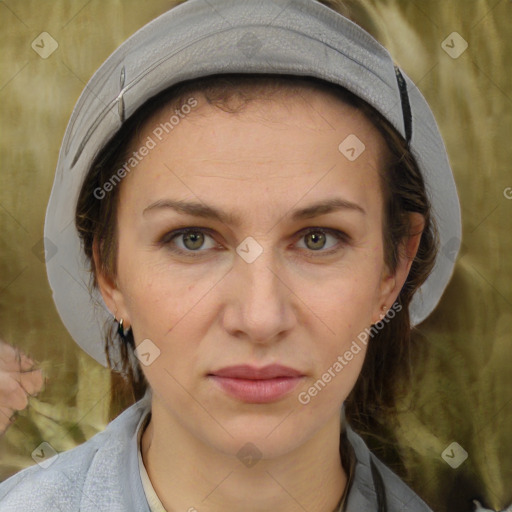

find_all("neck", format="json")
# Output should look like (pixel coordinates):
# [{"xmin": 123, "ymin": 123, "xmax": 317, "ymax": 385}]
[{"xmin": 141, "ymin": 397, "xmax": 347, "ymax": 512}]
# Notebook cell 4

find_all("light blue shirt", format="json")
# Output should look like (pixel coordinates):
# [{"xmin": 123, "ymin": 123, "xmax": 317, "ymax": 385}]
[{"xmin": 0, "ymin": 392, "xmax": 433, "ymax": 511}]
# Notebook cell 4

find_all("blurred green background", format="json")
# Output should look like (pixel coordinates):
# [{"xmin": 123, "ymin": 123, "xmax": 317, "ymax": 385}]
[{"xmin": 0, "ymin": 1, "xmax": 511, "ymax": 511}]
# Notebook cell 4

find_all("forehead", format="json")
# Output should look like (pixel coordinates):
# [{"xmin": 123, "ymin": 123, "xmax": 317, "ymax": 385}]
[
  {"xmin": 118, "ymin": 85, "xmax": 388, "ymax": 224},
  {"xmin": 132, "ymin": 81, "xmax": 386, "ymax": 154}
]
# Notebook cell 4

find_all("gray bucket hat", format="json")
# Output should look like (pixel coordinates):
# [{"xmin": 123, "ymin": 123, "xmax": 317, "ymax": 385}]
[{"xmin": 44, "ymin": 0, "xmax": 461, "ymax": 367}]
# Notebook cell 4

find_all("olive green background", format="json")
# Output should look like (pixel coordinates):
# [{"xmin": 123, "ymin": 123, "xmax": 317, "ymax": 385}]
[{"xmin": 0, "ymin": 1, "xmax": 510, "ymax": 511}]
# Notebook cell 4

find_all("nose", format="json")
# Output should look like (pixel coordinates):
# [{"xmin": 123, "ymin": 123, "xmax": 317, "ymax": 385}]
[{"xmin": 220, "ymin": 243, "xmax": 296, "ymax": 345}]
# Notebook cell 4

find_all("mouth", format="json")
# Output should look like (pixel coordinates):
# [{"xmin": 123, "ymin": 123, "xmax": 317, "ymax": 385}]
[{"xmin": 207, "ymin": 364, "xmax": 305, "ymax": 403}]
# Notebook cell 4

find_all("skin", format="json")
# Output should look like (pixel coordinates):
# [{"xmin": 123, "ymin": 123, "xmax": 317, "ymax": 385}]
[
  {"xmin": 94, "ymin": 87, "xmax": 424, "ymax": 512},
  {"xmin": 0, "ymin": 340, "xmax": 44, "ymax": 434}
]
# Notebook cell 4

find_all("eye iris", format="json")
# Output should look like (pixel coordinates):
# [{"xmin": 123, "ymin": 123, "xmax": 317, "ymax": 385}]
[
  {"xmin": 305, "ymin": 231, "xmax": 326, "ymax": 250},
  {"xmin": 183, "ymin": 231, "xmax": 204, "ymax": 250}
]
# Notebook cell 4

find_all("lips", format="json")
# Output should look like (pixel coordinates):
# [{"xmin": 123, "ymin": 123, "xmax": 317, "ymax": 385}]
[
  {"xmin": 210, "ymin": 364, "xmax": 303, "ymax": 379},
  {"xmin": 208, "ymin": 364, "xmax": 305, "ymax": 403}
]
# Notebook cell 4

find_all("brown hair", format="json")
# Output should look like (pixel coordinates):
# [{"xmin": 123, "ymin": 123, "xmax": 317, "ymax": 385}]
[{"xmin": 75, "ymin": 72, "xmax": 438, "ymax": 434}]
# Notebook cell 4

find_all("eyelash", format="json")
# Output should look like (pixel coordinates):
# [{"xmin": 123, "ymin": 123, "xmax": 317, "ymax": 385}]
[{"xmin": 158, "ymin": 226, "xmax": 350, "ymax": 259}]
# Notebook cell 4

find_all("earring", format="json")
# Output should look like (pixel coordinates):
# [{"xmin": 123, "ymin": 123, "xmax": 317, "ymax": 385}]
[
  {"xmin": 114, "ymin": 316, "xmax": 131, "ymax": 339},
  {"xmin": 379, "ymin": 305, "xmax": 387, "ymax": 319}
]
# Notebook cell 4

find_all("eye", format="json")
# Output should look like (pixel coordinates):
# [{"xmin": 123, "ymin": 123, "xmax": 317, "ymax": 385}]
[
  {"xmin": 160, "ymin": 228, "xmax": 219, "ymax": 257},
  {"xmin": 295, "ymin": 227, "xmax": 349, "ymax": 256},
  {"xmin": 159, "ymin": 226, "xmax": 349, "ymax": 258}
]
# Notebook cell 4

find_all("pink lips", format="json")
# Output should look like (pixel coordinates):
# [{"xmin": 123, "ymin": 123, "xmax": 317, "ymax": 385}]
[{"xmin": 208, "ymin": 364, "xmax": 304, "ymax": 403}]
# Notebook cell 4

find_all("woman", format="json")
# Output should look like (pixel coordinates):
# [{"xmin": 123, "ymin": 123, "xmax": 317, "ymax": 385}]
[{"xmin": 0, "ymin": 0, "xmax": 463, "ymax": 510}]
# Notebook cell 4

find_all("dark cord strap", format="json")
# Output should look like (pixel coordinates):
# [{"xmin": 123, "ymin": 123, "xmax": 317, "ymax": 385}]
[
  {"xmin": 394, "ymin": 65, "xmax": 413, "ymax": 145},
  {"xmin": 370, "ymin": 457, "xmax": 388, "ymax": 512}
]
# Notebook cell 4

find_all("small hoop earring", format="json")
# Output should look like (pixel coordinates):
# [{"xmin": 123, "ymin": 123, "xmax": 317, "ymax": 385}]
[{"xmin": 114, "ymin": 316, "xmax": 131, "ymax": 339}]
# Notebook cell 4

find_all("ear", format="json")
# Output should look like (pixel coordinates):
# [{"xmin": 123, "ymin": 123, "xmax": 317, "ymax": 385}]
[
  {"xmin": 92, "ymin": 237, "xmax": 131, "ymax": 329},
  {"xmin": 372, "ymin": 212, "xmax": 425, "ymax": 324}
]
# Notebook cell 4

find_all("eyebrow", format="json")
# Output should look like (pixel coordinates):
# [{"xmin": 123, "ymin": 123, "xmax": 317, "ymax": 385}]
[{"xmin": 142, "ymin": 197, "xmax": 366, "ymax": 225}]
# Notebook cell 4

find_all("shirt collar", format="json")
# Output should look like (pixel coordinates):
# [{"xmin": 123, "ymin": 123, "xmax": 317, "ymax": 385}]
[{"xmin": 137, "ymin": 409, "xmax": 167, "ymax": 512}]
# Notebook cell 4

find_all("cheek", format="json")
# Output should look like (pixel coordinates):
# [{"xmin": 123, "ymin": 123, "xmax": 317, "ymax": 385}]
[
  {"xmin": 302, "ymin": 254, "xmax": 382, "ymax": 372},
  {"xmin": 307, "ymin": 257, "xmax": 383, "ymax": 336},
  {"xmin": 295, "ymin": 282, "xmax": 375, "ymax": 413},
  {"xmin": 119, "ymin": 251, "xmax": 221, "ymax": 365},
  {"xmin": 118, "ymin": 237, "xmax": 188, "ymax": 315},
  {"xmin": 299, "ymin": 344, "xmax": 368, "ymax": 413},
  {"xmin": 121, "ymin": 268, "xmax": 206, "ymax": 395},
  {"xmin": 122, "ymin": 265, "xmax": 196, "ymax": 335}
]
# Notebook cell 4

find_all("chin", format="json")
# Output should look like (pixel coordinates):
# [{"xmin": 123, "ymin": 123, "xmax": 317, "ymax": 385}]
[
  {"xmin": 213, "ymin": 431, "xmax": 304, "ymax": 462},
  {"xmin": 200, "ymin": 412, "xmax": 320, "ymax": 460}
]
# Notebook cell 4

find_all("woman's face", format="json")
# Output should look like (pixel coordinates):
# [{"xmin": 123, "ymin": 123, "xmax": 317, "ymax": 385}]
[{"xmin": 97, "ymin": 87, "xmax": 413, "ymax": 458}]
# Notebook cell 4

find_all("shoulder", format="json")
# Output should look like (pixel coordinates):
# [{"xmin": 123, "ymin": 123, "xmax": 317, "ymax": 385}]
[
  {"xmin": 0, "ymin": 395, "xmax": 151, "ymax": 512},
  {"xmin": 345, "ymin": 424, "xmax": 433, "ymax": 512},
  {"xmin": 368, "ymin": 451, "xmax": 433, "ymax": 511}
]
